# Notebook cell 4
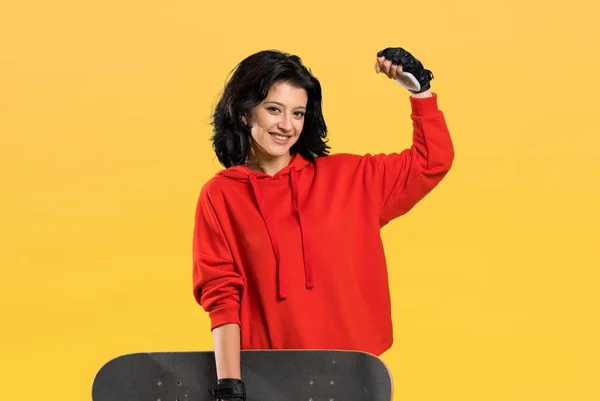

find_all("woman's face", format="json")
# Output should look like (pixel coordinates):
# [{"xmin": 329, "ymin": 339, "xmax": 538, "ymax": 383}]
[{"xmin": 244, "ymin": 81, "xmax": 307, "ymax": 165}]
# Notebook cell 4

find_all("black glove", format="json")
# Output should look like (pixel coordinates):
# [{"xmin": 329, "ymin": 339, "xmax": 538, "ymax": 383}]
[
  {"xmin": 376, "ymin": 47, "xmax": 434, "ymax": 93},
  {"xmin": 208, "ymin": 378, "xmax": 246, "ymax": 400}
]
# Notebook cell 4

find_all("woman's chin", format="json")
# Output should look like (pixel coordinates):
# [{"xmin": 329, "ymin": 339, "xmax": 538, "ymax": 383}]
[{"xmin": 261, "ymin": 143, "xmax": 294, "ymax": 158}]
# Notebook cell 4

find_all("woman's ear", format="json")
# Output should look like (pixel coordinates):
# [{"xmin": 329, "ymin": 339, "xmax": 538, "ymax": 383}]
[{"xmin": 241, "ymin": 110, "xmax": 255, "ymax": 127}]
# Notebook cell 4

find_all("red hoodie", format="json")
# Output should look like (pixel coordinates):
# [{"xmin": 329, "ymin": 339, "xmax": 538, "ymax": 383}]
[{"xmin": 192, "ymin": 94, "xmax": 454, "ymax": 356}]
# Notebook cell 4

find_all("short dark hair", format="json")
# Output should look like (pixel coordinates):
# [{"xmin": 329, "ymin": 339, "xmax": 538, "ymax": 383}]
[{"xmin": 211, "ymin": 50, "xmax": 330, "ymax": 168}]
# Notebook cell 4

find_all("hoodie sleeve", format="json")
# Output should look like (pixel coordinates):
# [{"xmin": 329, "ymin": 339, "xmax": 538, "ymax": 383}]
[
  {"xmin": 192, "ymin": 186, "xmax": 244, "ymax": 330},
  {"xmin": 368, "ymin": 93, "xmax": 454, "ymax": 225}
]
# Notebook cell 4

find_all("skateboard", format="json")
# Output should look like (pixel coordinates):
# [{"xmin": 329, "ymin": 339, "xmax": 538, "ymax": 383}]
[{"xmin": 92, "ymin": 349, "xmax": 393, "ymax": 401}]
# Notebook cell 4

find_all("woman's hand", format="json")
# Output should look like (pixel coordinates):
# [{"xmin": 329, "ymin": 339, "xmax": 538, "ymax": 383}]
[
  {"xmin": 374, "ymin": 55, "xmax": 404, "ymax": 80},
  {"xmin": 374, "ymin": 47, "xmax": 434, "ymax": 96}
]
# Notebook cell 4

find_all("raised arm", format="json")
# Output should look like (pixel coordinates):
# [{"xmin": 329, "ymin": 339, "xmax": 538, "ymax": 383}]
[{"xmin": 370, "ymin": 47, "xmax": 454, "ymax": 224}]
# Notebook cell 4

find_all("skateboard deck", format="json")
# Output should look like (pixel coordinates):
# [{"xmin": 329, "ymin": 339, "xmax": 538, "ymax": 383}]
[{"xmin": 92, "ymin": 349, "xmax": 393, "ymax": 401}]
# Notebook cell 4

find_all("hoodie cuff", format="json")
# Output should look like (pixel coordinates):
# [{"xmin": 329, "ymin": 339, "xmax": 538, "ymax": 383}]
[
  {"xmin": 410, "ymin": 92, "xmax": 439, "ymax": 116},
  {"xmin": 209, "ymin": 305, "xmax": 241, "ymax": 330}
]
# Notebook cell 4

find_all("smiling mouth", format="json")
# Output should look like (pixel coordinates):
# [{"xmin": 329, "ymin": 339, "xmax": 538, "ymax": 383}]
[{"xmin": 270, "ymin": 133, "xmax": 291, "ymax": 141}]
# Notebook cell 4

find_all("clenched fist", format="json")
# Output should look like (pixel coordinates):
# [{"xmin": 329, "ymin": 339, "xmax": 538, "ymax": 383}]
[{"xmin": 375, "ymin": 47, "xmax": 434, "ymax": 94}]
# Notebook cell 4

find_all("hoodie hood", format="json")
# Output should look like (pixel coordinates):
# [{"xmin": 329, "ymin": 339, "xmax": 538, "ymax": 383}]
[{"xmin": 216, "ymin": 154, "xmax": 314, "ymax": 299}]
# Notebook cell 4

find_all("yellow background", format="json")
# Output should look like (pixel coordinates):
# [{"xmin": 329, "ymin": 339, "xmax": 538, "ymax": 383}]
[{"xmin": 1, "ymin": 0, "xmax": 599, "ymax": 400}]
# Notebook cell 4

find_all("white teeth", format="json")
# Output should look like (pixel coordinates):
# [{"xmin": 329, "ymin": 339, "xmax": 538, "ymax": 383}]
[{"xmin": 272, "ymin": 134, "xmax": 287, "ymax": 140}]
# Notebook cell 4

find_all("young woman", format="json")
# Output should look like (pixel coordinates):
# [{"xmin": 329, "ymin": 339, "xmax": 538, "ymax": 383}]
[{"xmin": 193, "ymin": 47, "xmax": 454, "ymax": 400}]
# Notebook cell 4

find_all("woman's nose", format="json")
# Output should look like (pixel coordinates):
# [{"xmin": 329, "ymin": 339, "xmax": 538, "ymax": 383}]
[{"xmin": 277, "ymin": 114, "xmax": 293, "ymax": 131}]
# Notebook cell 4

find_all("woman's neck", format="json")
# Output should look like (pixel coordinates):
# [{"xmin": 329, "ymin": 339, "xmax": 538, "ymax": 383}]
[{"xmin": 247, "ymin": 152, "xmax": 292, "ymax": 176}]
